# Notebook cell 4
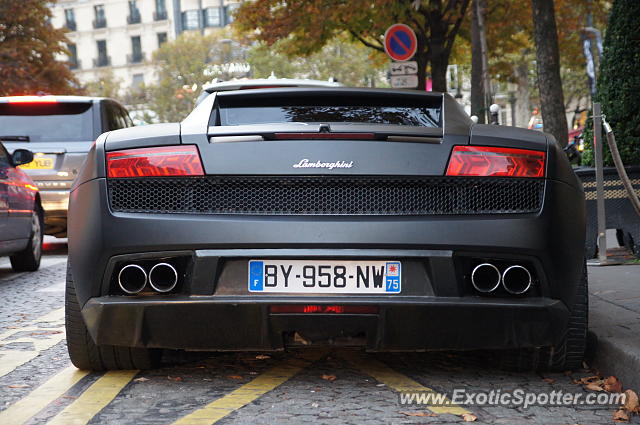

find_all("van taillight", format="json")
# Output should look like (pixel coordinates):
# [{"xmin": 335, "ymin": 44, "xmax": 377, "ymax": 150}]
[{"xmin": 106, "ymin": 145, "xmax": 204, "ymax": 178}]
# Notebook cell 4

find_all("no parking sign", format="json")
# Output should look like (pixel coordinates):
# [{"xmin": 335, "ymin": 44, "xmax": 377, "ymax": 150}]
[{"xmin": 384, "ymin": 24, "xmax": 417, "ymax": 62}]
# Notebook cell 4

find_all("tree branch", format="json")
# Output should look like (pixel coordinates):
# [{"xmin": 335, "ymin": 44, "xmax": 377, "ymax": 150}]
[
  {"xmin": 349, "ymin": 30, "xmax": 384, "ymax": 53},
  {"xmin": 444, "ymin": 0, "xmax": 471, "ymax": 57}
]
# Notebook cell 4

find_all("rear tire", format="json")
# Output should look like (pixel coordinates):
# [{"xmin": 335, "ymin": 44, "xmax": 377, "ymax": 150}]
[
  {"xmin": 10, "ymin": 208, "xmax": 43, "ymax": 272},
  {"xmin": 502, "ymin": 261, "xmax": 588, "ymax": 372},
  {"xmin": 65, "ymin": 262, "xmax": 160, "ymax": 371}
]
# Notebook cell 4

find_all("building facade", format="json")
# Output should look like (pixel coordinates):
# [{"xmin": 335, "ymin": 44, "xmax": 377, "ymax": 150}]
[{"xmin": 50, "ymin": 0, "xmax": 242, "ymax": 93}]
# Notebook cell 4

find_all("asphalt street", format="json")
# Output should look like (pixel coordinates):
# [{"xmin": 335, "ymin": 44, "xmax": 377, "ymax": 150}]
[{"xmin": 0, "ymin": 241, "xmax": 636, "ymax": 425}]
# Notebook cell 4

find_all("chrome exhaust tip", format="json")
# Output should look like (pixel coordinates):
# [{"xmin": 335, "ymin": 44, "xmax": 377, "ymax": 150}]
[
  {"xmin": 471, "ymin": 263, "xmax": 501, "ymax": 293},
  {"xmin": 502, "ymin": 265, "xmax": 532, "ymax": 295},
  {"xmin": 149, "ymin": 263, "xmax": 178, "ymax": 293},
  {"xmin": 118, "ymin": 264, "xmax": 147, "ymax": 294}
]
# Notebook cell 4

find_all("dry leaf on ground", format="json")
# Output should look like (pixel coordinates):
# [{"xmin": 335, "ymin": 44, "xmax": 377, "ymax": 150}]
[
  {"xmin": 227, "ymin": 375, "xmax": 243, "ymax": 380},
  {"xmin": 399, "ymin": 411, "xmax": 437, "ymax": 417},
  {"xmin": 255, "ymin": 355, "xmax": 271, "ymax": 360},
  {"xmin": 8, "ymin": 384, "xmax": 30, "ymax": 388},
  {"xmin": 168, "ymin": 376, "xmax": 183, "ymax": 382},
  {"xmin": 321, "ymin": 374, "xmax": 337, "ymax": 382},
  {"xmin": 624, "ymin": 390, "xmax": 639, "ymax": 412},
  {"xmin": 542, "ymin": 378, "xmax": 556, "ymax": 384},
  {"xmin": 613, "ymin": 409, "xmax": 630, "ymax": 422},
  {"xmin": 585, "ymin": 383, "xmax": 605, "ymax": 392},
  {"xmin": 604, "ymin": 376, "xmax": 623, "ymax": 393},
  {"xmin": 133, "ymin": 377, "xmax": 149, "ymax": 382},
  {"xmin": 462, "ymin": 413, "xmax": 478, "ymax": 422}
]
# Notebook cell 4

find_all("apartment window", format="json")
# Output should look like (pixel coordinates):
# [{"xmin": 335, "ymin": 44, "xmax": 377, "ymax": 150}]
[
  {"xmin": 157, "ymin": 32, "xmax": 167, "ymax": 47},
  {"xmin": 182, "ymin": 10, "xmax": 199, "ymax": 30},
  {"xmin": 204, "ymin": 7, "xmax": 221, "ymax": 27},
  {"xmin": 129, "ymin": 36, "xmax": 143, "ymax": 63},
  {"xmin": 132, "ymin": 74, "xmax": 145, "ymax": 88},
  {"xmin": 93, "ymin": 5, "xmax": 106, "ymax": 28},
  {"xmin": 128, "ymin": 0, "xmax": 141, "ymax": 24},
  {"xmin": 95, "ymin": 40, "xmax": 109, "ymax": 67},
  {"xmin": 64, "ymin": 9, "xmax": 76, "ymax": 31},
  {"xmin": 154, "ymin": 0, "xmax": 167, "ymax": 20},
  {"xmin": 67, "ymin": 43, "xmax": 79, "ymax": 69},
  {"xmin": 224, "ymin": 3, "xmax": 240, "ymax": 25}
]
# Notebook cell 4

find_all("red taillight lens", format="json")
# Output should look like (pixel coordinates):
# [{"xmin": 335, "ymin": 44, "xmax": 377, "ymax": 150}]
[
  {"xmin": 106, "ymin": 145, "xmax": 204, "ymax": 178},
  {"xmin": 269, "ymin": 305, "xmax": 379, "ymax": 314},
  {"xmin": 446, "ymin": 146, "xmax": 545, "ymax": 178}
]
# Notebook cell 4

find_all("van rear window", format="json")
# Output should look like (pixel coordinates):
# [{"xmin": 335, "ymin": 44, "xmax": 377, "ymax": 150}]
[
  {"xmin": 0, "ymin": 103, "xmax": 93, "ymax": 142},
  {"xmin": 214, "ymin": 94, "xmax": 442, "ymax": 127}
]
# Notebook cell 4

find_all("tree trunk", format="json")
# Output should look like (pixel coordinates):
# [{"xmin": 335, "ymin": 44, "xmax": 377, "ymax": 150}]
[
  {"xmin": 470, "ymin": 0, "xmax": 485, "ymax": 123},
  {"xmin": 430, "ymin": 53, "xmax": 448, "ymax": 93},
  {"xmin": 531, "ymin": 0, "xmax": 568, "ymax": 146},
  {"xmin": 514, "ymin": 58, "xmax": 531, "ymax": 127}
]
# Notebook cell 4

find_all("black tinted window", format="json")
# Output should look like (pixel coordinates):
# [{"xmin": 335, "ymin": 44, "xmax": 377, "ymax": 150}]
[
  {"xmin": 215, "ymin": 94, "xmax": 442, "ymax": 127},
  {"xmin": 0, "ymin": 102, "xmax": 93, "ymax": 142}
]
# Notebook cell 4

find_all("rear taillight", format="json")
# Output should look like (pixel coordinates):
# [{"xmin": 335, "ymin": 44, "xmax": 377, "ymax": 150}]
[
  {"xmin": 106, "ymin": 145, "xmax": 204, "ymax": 178},
  {"xmin": 269, "ymin": 305, "xmax": 379, "ymax": 314},
  {"xmin": 446, "ymin": 146, "xmax": 545, "ymax": 178}
]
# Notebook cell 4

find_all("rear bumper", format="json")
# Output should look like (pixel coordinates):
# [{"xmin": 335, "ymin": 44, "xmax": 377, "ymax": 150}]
[
  {"xmin": 39, "ymin": 189, "xmax": 70, "ymax": 214},
  {"xmin": 82, "ymin": 295, "xmax": 568, "ymax": 351}
]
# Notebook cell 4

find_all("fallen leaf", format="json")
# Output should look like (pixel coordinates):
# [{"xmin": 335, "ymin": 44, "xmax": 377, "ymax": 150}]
[
  {"xmin": 613, "ymin": 409, "xmax": 630, "ymax": 422},
  {"xmin": 604, "ymin": 376, "xmax": 623, "ymax": 393},
  {"xmin": 462, "ymin": 413, "xmax": 478, "ymax": 422},
  {"xmin": 255, "ymin": 355, "xmax": 271, "ymax": 360},
  {"xmin": 585, "ymin": 383, "xmax": 604, "ymax": 392},
  {"xmin": 168, "ymin": 376, "xmax": 183, "ymax": 382},
  {"xmin": 623, "ymin": 390, "xmax": 639, "ymax": 412},
  {"xmin": 543, "ymin": 378, "xmax": 556, "ymax": 384},
  {"xmin": 8, "ymin": 384, "xmax": 30, "ymax": 388},
  {"xmin": 227, "ymin": 375, "xmax": 243, "ymax": 380},
  {"xmin": 321, "ymin": 374, "xmax": 337, "ymax": 382},
  {"xmin": 293, "ymin": 332, "xmax": 310, "ymax": 345},
  {"xmin": 133, "ymin": 377, "xmax": 149, "ymax": 382},
  {"xmin": 399, "ymin": 411, "xmax": 437, "ymax": 417},
  {"xmin": 574, "ymin": 375, "xmax": 601, "ymax": 385}
]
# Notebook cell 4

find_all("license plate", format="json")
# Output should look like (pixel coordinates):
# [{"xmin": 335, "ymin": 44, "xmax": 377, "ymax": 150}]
[
  {"xmin": 19, "ymin": 155, "xmax": 55, "ymax": 170},
  {"xmin": 248, "ymin": 260, "xmax": 401, "ymax": 294}
]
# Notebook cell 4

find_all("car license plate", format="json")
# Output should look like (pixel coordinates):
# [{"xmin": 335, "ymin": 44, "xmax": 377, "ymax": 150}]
[
  {"xmin": 248, "ymin": 260, "xmax": 401, "ymax": 293},
  {"xmin": 18, "ymin": 154, "xmax": 55, "ymax": 170}
]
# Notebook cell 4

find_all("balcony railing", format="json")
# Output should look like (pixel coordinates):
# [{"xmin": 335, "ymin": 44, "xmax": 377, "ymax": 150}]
[
  {"xmin": 127, "ymin": 53, "xmax": 145, "ymax": 64},
  {"xmin": 93, "ymin": 56, "xmax": 111, "ymax": 67},
  {"xmin": 127, "ymin": 11, "xmax": 141, "ymax": 24},
  {"xmin": 65, "ymin": 20, "xmax": 77, "ymax": 31},
  {"xmin": 93, "ymin": 18, "xmax": 107, "ymax": 29},
  {"xmin": 153, "ymin": 10, "xmax": 168, "ymax": 21}
]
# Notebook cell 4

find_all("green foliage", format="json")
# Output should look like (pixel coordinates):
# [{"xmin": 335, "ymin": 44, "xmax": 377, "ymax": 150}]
[
  {"xmin": 0, "ymin": 0, "xmax": 80, "ymax": 95},
  {"xmin": 583, "ymin": 0, "xmax": 640, "ymax": 166},
  {"xmin": 247, "ymin": 37, "xmax": 388, "ymax": 87},
  {"xmin": 146, "ymin": 30, "xmax": 248, "ymax": 122},
  {"xmin": 84, "ymin": 69, "xmax": 122, "ymax": 99}
]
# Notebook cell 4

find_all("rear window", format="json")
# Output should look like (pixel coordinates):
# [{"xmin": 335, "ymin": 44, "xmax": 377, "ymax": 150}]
[
  {"xmin": 213, "ymin": 94, "xmax": 442, "ymax": 127},
  {"xmin": 0, "ymin": 102, "xmax": 93, "ymax": 142}
]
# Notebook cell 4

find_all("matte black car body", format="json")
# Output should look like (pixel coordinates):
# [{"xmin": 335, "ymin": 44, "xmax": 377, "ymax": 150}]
[{"xmin": 67, "ymin": 88, "xmax": 585, "ymax": 365}]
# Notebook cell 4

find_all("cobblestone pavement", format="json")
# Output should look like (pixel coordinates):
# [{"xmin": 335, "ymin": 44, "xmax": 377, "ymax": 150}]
[{"xmin": 0, "ymin": 248, "xmax": 636, "ymax": 425}]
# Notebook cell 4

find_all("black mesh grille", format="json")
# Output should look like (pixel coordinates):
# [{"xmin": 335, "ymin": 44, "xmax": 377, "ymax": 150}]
[{"xmin": 108, "ymin": 176, "xmax": 544, "ymax": 216}]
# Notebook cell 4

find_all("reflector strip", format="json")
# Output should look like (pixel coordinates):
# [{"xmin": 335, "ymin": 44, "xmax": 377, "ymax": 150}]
[
  {"xmin": 274, "ymin": 132, "xmax": 376, "ymax": 140},
  {"xmin": 269, "ymin": 305, "xmax": 379, "ymax": 314},
  {"xmin": 446, "ymin": 145, "xmax": 545, "ymax": 178}
]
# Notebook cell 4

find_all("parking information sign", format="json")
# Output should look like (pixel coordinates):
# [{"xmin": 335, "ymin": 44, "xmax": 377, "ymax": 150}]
[
  {"xmin": 385, "ymin": 24, "xmax": 419, "ymax": 89},
  {"xmin": 384, "ymin": 24, "xmax": 418, "ymax": 62}
]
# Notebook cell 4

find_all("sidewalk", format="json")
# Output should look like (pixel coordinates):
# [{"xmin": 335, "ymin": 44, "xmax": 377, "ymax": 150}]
[{"xmin": 589, "ymin": 262, "xmax": 640, "ymax": 390}]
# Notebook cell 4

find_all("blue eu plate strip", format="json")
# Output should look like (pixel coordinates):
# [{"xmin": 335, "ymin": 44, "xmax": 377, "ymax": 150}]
[
  {"xmin": 385, "ymin": 262, "xmax": 401, "ymax": 293},
  {"xmin": 249, "ymin": 261, "xmax": 264, "ymax": 291}
]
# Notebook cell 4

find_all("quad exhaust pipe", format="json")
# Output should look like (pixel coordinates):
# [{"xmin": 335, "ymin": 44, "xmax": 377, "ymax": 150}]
[
  {"xmin": 118, "ymin": 263, "xmax": 178, "ymax": 294},
  {"xmin": 471, "ymin": 263, "xmax": 532, "ymax": 295},
  {"xmin": 118, "ymin": 264, "xmax": 147, "ymax": 294},
  {"xmin": 501, "ymin": 265, "xmax": 532, "ymax": 295},
  {"xmin": 149, "ymin": 263, "xmax": 178, "ymax": 293}
]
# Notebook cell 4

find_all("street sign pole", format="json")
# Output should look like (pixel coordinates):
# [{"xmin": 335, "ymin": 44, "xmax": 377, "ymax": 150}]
[{"xmin": 593, "ymin": 102, "xmax": 608, "ymax": 264}]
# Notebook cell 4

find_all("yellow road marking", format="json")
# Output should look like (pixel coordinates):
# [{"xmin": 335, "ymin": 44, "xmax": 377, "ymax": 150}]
[
  {"xmin": 345, "ymin": 351, "xmax": 471, "ymax": 416},
  {"xmin": 0, "ymin": 308, "xmax": 66, "ymax": 378},
  {"xmin": 0, "ymin": 366, "xmax": 88, "ymax": 425},
  {"xmin": 173, "ymin": 351, "xmax": 325, "ymax": 425},
  {"xmin": 46, "ymin": 370, "xmax": 138, "ymax": 425}
]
